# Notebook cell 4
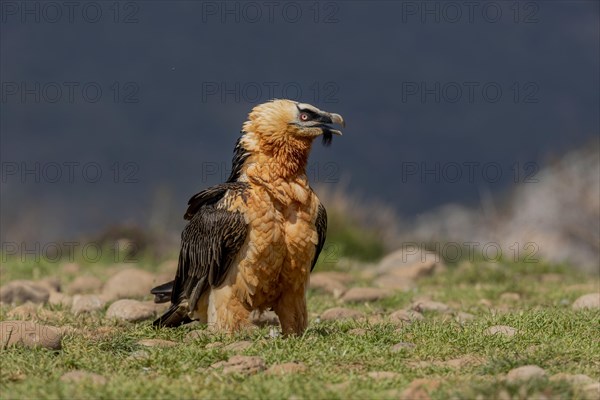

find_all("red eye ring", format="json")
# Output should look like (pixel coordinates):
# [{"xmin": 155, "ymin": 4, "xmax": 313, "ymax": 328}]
[{"xmin": 300, "ymin": 113, "xmax": 309, "ymax": 121}]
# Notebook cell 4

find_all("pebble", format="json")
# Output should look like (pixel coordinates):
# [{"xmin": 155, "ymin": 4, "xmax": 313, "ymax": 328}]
[
  {"xmin": 320, "ymin": 307, "xmax": 365, "ymax": 321},
  {"xmin": 376, "ymin": 249, "xmax": 444, "ymax": 278},
  {"xmin": 0, "ymin": 320, "xmax": 63, "ymax": 350},
  {"xmin": 0, "ymin": 280, "xmax": 50, "ymax": 304},
  {"xmin": 105, "ymin": 299, "xmax": 156, "ymax": 322},
  {"xmin": 60, "ymin": 370, "xmax": 107, "ymax": 385},
  {"xmin": 400, "ymin": 378, "xmax": 441, "ymax": 400},
  {"xmin": 455, "ymin": 312, "xmax": 475, "ymax": 324},
  {"xmin": 572, "ymin": 293, "xmax": 600, "ymax": 310},
  {"xmin": 388, "ymin": 309, "xmax": 424, "ymax": 325},
  {"xmin": 48, "ymin": 291, "xmax": 72, "ymax": 307},
  {"xmin": 549, "ymin": 373, "xmax": 595, "ymax": 386},
  {"xmin": 71, "ymin": 295, "xmax": 106, "ymax": 315},
  {"xmin": 138, "ymin": 339, "xmax": 177, "ymax": 348},
  {"xmin": 484, "ymin": 325, "xmax": 517, "ymax": 337},
  {"xmin": 309, "ymin": 273, "xmax": 347, "ymax": 297},
  {"xmin": 506, "ymin": 365, "xmax": 546, "ymax": 383},
  {"xmin": 582, "ymin": 383, "xmax": 600, "ymax": 400},
  {"xmin": 412, "ymin": 300, "xmax": 451, "ymax": 313},
  {"xmin": 67, "ymin": 276, "xmax": 103, "ymax": 294},
  {"xmin": 391, "ymin": 342, "xmax": 416, "ymax": 352},
  {"xmin": 266, "ymin": 362, "xmax": 307, "ymax": 375},
  {"xmin": 223, "ymin": 340, "xmax": 253, "ymax": 352},
  {"xmin": 102, "ymin": 268, "xmax": 157, "ymax": 300},
  {"xmin": 7, "ymin": 302, "xmax": 39, "ymax": 319},
  {"xmin": 373, "ymin": 274, "xmax": 415, "ymax": 291},
  {"xmin": 211, "ymin": 355, "xmax": 266, "ymax": 375},
  {"xmin": 341, "ymin": 287, "xmax": 393, "ymax": 303}
]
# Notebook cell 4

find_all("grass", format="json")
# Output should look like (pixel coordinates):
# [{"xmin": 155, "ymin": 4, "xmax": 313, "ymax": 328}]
[{"xmin": 0, "ymin": 260, "xmax": 598, "ymax": 399}]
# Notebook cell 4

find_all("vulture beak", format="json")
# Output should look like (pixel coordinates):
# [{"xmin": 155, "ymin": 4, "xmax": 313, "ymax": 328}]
[{"xmin": 319, "ymin": 112, "xmax": 345, "ymax": 137}]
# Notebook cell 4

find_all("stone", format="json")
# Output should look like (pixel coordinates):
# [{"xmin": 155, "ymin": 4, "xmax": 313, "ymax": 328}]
[
  {"xmin": 581, "ymin": 383, "xmax": 600, "ymax": 400},
  {"xmin": 205, "ymin": 342, "xmax": 223, "ymax": 349},
  {"xmin": 455, "ymin": 312, "xmax": 475, "ymax": 324},
  {"xmin": 105, "ymin": 299, "xmax": 155, "ymax": 322},
  {"xmin": 266, "ymin": 362, "xmax": 307, "ymax": 375},
  {"xmin": 102, "ymin": 268, "xmax": 157, "ymax": 300},
  {"xmin": 211, "ymin": 355, "xmax": 266, "ymax": 375},
  {"xmin": 367, "ymin": 371, "xmax": 399, "ymax": 380},
  {"xmin": 0, "ymin": 321, "xmax": 63, "ymax": 350},
  {"xmin": 400, "ymin": 378, "xmax": 441, "ymax": 400},
  {"xmin": 412, "ymin": 300, "xmax": 451, "ymax": 313},
  {"xmin": 0, "ymin": 280, "xmax": 50, "ymax": 304},
  {"xmin": 185, "ymin": 330, "xmax": 207, "ymax": 342},
  {"xmin": 506, "ymin": 365, "xmax": 546, "ymax": 383},
  {"xmin": 7, "ymin": 302, "xmax": 39, "ymax": 319},
  {"xmin": 484, "ymin": 325, "xmax": 517, "ymax": 337},
  {"xmin": 341, "ymin": 287, "xmax": 393, "ymax": 303},
  {"xmin": 373, "ymin": 274, "xmax": 415, "ymax": 291},
  {"xmin": 572, "ymin": 293, "xmax": 600, "ymax": 310},
  {"xmin": 549, "ymin": 373, "xmax": 595, "ymax": 386},
  {"xmin": 60, "ymin": 371, "xmax": 107, "ymax": 385},
  {"xmin": 39, "ymin": 277, "xmax": 61, "ymax": 293},
  {"xmin": 309, "ymin": 273, "xmax": 347, "ymax": 297},
  {"xmin": 48, "ymin": 291, "xmax": 72, "ymax": 307},
  {"xmin": 391, "ymin": 342, "xmax": 416, "ymax": 352},
  {"xmin": 138, "ymin": 339, "xmax": 177, "ymax": 348},
  {"xmin": 500, "ymin": 292, "xmax": 521, "ymax": 301},
  {"xmin": 348, "ymin": 328, "xmax": 367, "ymax": 336},
  {"xmin": 67, "ymin": 276, "xmax": 103, "ymax": 294},
  {"xmin": 224, "ymin": 340, "xmax": 252, "ymax": 352},
  {"xmin": 388, "ymin": 309, "xmax": 424, "ymax": 325},
  {"xmin": 71, "ymin": 295, "xmax": 106, "ymax": 315},
  {"xmin": 320, "ymin": 307, "xmax": 365, "ymax": 321},
  {"xmin": 377, "ymin": 249, "xmax": 444, "ymax": 278}
]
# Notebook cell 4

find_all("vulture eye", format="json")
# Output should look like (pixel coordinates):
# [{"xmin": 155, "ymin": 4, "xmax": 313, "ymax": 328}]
[{"xmin": 300, "ymin": 112, "xmax": 309, "ymax": 121}]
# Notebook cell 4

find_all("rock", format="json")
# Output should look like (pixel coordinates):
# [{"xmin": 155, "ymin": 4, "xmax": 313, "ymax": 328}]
[
  {"xmin": 455, "ymin": 312, "xmax": 475, "ymax": 324},
  {"xmin": 341, "ymin": 287, "xmax": 393, "ymax": 303},
  {"xmin": 206, "ymin": 342, "xmax": 223, "ymax": 349},
  {"xmin": 266, "ymin": 362, "xmax": 307, "ymax": 375},
  {"xmin": 211, "ymin": 355, "xmax": 266, "ymax": 375},
  {"xmin": 105, "ymin": 299, "xmax": 156, "ymax": 322},
  {"xmin": 506, "ymin": 365, "xmax": 546, "ymax": 383},
  {"xmin": 320, "ymin": 307, "xmax": 365, "ymax": 321},
  {"xmin": 185, "ymin": 330, "xmax": 207, "ymax": 342},
  {"xmin": 224, "ymin": 340, "xmax": 252, "ymax": 352},
  {"xmin": 367, "ymin": 371, "xmax": 399, "ymax": 380},
  {"xmin": 348, "ymin": 328, "xmax": 367, "ymax": 336},
  {"xmin": 71, "ymin": 295, "xmax": 106, "ymax": 315},
  {"xmin": 391, "ymin": 342, "xmax": 416, "ymax": 352},
  {"xmin": 0, "ymin": 280, "xmax": 50, "ymax": 304},
  {"xmin": 309, "ymin": 273, "xmax": 347, "ymax": 297},
  {"xmin": 484, "ymin": 325, "xmax": 517, "ymax": 337},
  {"xmin": 550, "ymin": 373, "xmax": 595, "ymax": 386},
  {"xmin": 102, "ymin": 268, "xmax": 157, "ymax": 300},
  {"xmin": 138, "ymin": 339, "xmax": 177, "ymax": 348},
  {"xmin": 0, "ymin": 321, "xmax": 63, "ymax": 350},
  {"xmin": 250, "ymin": 310, "xmax": 280, "ymax": 327},
  {"xmin": 582, "ymin": 383, "xmax": 600, "ymax": 400},
  {"xmin": 7, "ymin": 302, "xmax": 39, "ymax": 319},
  {"xmin": 500, "ymin": 292, "xmax": 521, "ymax": 301},
  {"xmin": 373, "ymin": 274, "xmax": 415, "ymax": 291},
  {"xmin": 388, "ymin": 309, "xmax": 424, "ymax": 325},
  {"xmin": 60, "ymin": 370, "xmax": 107, "ymax": 385},
  {"xmin": 61, "ymin": 263, "xmax": 81, "ymax": 274},
  {"xmin": 67, "ymin": 276, "xmax": 103, "ymax": 294},
  {"xmin": 48, "ymin": 291, "xmax": 72, "ymax": 307},
  {"xmin": 412, "ymin": 300, "xmax": 451, "ymax": 313},
  {"xmin": 572, "ymin": 293, "xmax": 600, "ymax": 310},
  {"xmin": 377, "ymin": 249, "xmax": 445, "ymax": 278},
  {"xmin": 39, "ymin": 277, "xmax": 62, "ymax": 293},
  {"xmin": 400, "ymin": 378, "xmax": 441, "ymax": 400}
]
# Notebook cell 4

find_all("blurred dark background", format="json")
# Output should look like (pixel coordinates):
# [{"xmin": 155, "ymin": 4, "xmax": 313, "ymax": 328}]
[{"xmin": 1, "ymin": 1, "xmax": 598, "ymax": 253}]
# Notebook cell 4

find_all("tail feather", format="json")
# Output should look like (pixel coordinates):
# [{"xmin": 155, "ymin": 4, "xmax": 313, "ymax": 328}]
[
  {"xmin": 153, "ymin": 302, "xmax": 193, "ymax": 327},
  {"xmin": 151, "ymin": 280, "xmax": 174, "ymax": 304}
]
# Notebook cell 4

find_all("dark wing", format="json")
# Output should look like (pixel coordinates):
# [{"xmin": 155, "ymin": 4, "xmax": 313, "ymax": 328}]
[
  {"xmin": 311, "ymin": 203, "xmax": 327, "ymax": 272},
  {"xmin": 153, "ymin": 183, "xmax": 248, "ymax": 327}
]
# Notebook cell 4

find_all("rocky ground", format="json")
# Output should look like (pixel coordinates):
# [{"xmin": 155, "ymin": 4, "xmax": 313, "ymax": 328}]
[{"xmin": 0, "ymin": 251, "xmax": 598, "ymax": 399}]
